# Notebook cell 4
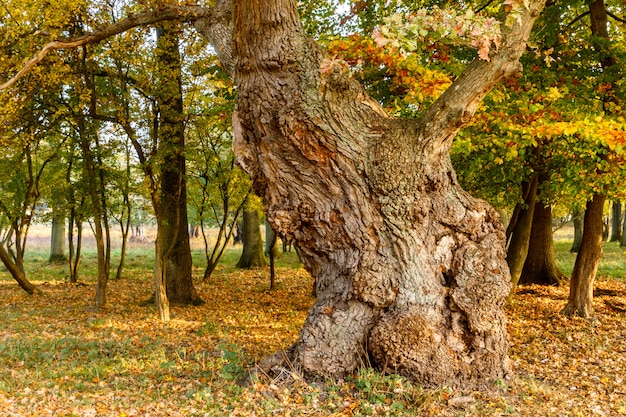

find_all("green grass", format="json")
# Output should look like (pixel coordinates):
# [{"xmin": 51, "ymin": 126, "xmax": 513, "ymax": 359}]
[
  {"xmin": 1, "ymin": 228, "xmax": 625, "ymax": 416},
  {"xmin": 554, "ymin": 240, "xmax": 626, "ymax": 280}
]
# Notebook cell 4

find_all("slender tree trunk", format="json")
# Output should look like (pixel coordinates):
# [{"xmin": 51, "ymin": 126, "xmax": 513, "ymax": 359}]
[
  {"xmin": 201, "ymin": 192, "xmax": 246, "ymax": 280},
  {"xmin": 609, "ymin": 200, "xmax": 621, "ymax": 242},
  {"xmin": 115, "ymin": 206, "xmax": 131, "ymax": 280},
  {"xmin": 196, "ymin": 0, "xmax": 547, "ymax": 388},
  {"xmin": 154, "ymin": 227, "xmax": 171, "ymax": 321},
  {"xmin": 68, "ymin": 219, "xmax": 83, "ymax": 283},
  {"xmin": 49, "ymin": 210, "xmax": 67, "ymax": 263},
  {"xmin": 116, "ymin": 142, "xmax": 133, "ymax": 281},
  {"xmin": 265, "ymin": 220, "xmax": 280, "ymax": 258},
  {"xmin": 562, "ymin": 0, "xmax": 614, "ymax": 318},
  {"xmin": 269, "ymin": 230, "xmax": 277, "ymax": 290},
  {"xmin": 563, "ymin": 193, "xmax": 606, "ymax": 317},
  {"xmin": 80, "ymin": 134, "xmax": 110, "ymax": 309},
  {"xmin": 571, "ymin": 206, "xmax": 584, "ymax": 253},
  {"xmin": 155, "ymin": 22, "xmax": 202, "ymax": 306},
  {"xmin": 237, "ymin": 208, "xmax": 267, "ymax": 268},
  {"xmin": 507, "ymin": 176, "xmax": 538, "ymax": 295},
  {"xmin": 519, "ymin": 199, "xmax": 563, "ymax": 286},
  {"xmin": 620, "ymin": 206, "xmax": 626, "ymax": 247}
]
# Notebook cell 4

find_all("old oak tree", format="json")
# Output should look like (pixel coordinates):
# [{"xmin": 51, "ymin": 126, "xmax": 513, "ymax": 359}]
[{"xmin": 2, "ymin": 0, "xmax": 547, "ymax": 387}]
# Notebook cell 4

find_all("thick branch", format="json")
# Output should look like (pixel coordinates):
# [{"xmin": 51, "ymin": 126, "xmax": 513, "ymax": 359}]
[
  {"xmin": 194, "ymin": 0, "xmax": 235, "ymax": 76},
  {"xmin": 0, "ymin": 4, "xmax": 214, "ymax": 91},
  {"xmin": 419, "ymin": 0, "xmax": 546, "ymax": 152}
]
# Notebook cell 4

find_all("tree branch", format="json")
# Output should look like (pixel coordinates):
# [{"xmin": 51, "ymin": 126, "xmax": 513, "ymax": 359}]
[
  {"xmin": 607, "ymin": 10, "xmax": 626, "ymax": 24},
  {"xmin": 567, "ymin": 11, "xmax": 591, "ymax": 28},
  {"xmin": 0, "ymin": 4, "xmax": 214, "ymax": 91},
  {"xmin": 194, "ymin": 0, "xmax": 235, "ymax": 76},
  {"xmin": 419, "ymin": 0, "xmax": 547, "ymax": 152}
]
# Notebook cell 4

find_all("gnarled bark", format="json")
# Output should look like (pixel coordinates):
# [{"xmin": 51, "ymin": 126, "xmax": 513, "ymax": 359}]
[{"xmin": 209, "ymin": 0, "xmax": 547, "ymax": 388}]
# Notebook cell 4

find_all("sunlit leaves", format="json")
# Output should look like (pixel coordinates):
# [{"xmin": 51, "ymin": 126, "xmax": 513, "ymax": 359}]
[
  {"xmin": 326, "ymin": 33, "xmax": 452, "ymax": 115},
  {"xmin": 376, "ymin": 7, "xmax": 502, "ymax": 61}
]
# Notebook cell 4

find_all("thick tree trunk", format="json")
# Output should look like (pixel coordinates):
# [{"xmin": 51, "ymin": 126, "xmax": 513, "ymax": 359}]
[
  {"xmin": 563, "ymin": 193, "xmax": 606, "ymax": 317},
  {"xmin": 571, "ymin": 206, "xmax": 584, "ymax": 253},
  {"xmin": 155, "ymin": 23, "xmax": 203, "ymax": 306},
  {"xmin": 237, "ymin": 209, "xmax": 267, "ymax": 268},
  {"xmin": 519, "ymin": 200, "xmax": 563, "ymax": 286},
  {"xmin": 214, "ymin": 0, "xmax": 546, "ymax": 388},
  {"xmin": 609, "ymin": 200, "xmax": 621, "ymax": 242},
  {"xmin": 49, "ymin": 210, "xmax": 67, "ymax": 263},
  {"xmin": 507, "ymin": 176, "xmax": 538, "ymax": 295}
]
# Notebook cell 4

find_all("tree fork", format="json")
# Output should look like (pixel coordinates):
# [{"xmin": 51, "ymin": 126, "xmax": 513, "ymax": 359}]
[
  {"xmin": 0, "ymin": 0, "xmax": 548, "ymax": 388},
  {"xmin": 232, "ymin": 0, "xmax": 546, "ymax": 387}
]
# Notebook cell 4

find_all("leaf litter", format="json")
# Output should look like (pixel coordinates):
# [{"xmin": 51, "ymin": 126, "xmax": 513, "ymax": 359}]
[{"xmin": 0, "ymin": 262, "xmax": 625, "ymax": 416}]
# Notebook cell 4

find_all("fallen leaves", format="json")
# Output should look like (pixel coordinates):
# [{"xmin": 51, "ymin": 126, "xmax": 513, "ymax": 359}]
[{"xmin": 0, "ymin": 256, "xmax": 625, "ymax": 416}]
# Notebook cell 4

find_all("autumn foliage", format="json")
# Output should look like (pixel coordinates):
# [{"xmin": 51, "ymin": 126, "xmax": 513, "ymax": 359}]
[{"xmin": 1, "ymin": 241, "xmax": 625, "ymax": 416}]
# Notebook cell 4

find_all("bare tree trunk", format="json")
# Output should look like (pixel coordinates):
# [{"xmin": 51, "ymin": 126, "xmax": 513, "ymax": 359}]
[
  {"xmin": 609, "ymin": 200, "xmax": 622, "ymax": 242},
  {"xmin": 621, "ymin": 207, "xmax": 626, "ymax": 247},
  {"xmin": 49, "ymin": 210, "xmax": 67, "ymax": 263},
  {"xmin": 154, "ymin": 228, "xmax": 170, "ymax": 321},
  {"xmin": 563, "ymin": 193, "xmax": 606, "ymax": 317},
  {"xmin": 80, "ymin": 48, "xmax": 111, "ymax": 310},
  {"xmin": 519, "ymin": 200, "xmax": 563, "ymax": 286},
  {"xmin": 571, "ymin": 206, "xmax": 584, "ymax": 253},
  {"xmin": 269, "ymin": 230, "xmax": 277, "ymax": 290},
  {"xmin": 115, "ymin": 142, "xmax": 133, "ymax": 281},
  {"xmin": 237, "ymin": 208, "xmax": 267, "ymax": 268},
  {"xmin": 195, "ymin": 0, "xmax": 548, "ymax": 388},
  {"xmin": 562, "ymin": 0, "xmax": 613, "ymax": 318},
  {"xmin": 115, "ymin": 205, "xmax": 131, "ymax": 281},
  {"xmin": 265, "ymin": 219, "xmax": 280, "ymax": 258},
  {"xmin": 155, "ymin": 22, "xmax": 203, "ymax": 306},
  {"xmin": 507, "ymin": 176, "xmax": 538, "ymax": 296}
]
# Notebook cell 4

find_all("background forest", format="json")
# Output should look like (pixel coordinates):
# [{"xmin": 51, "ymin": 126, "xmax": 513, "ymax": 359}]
[{"xmin": 0, "ymin": 0, "xmax": 625, "ymax": 415}]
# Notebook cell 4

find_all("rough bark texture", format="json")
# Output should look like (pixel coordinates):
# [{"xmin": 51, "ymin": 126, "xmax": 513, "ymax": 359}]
[
  {"xmin": 563, "ymin": 193, "xmax": 606, "ymax": 317},
  {"xmin": 155, "ymin": 23, "xmax": 202, "ymax": 306},
  {"xmin": 204, "ymin": 0, "xmax": 547, "ymax": 388},
  {"xmin": 519, "ymin": 201, "xmax": 563, "ymax": 286},
  {"xmin": 237, "ymin": 209, "xmax": 267, "ymax": 268},
  {"xmin": 507, "ymin": 176, "xmax": 538, "ymax": 295}
]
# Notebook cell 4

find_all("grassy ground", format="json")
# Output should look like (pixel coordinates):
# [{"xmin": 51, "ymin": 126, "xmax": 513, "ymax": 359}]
[{"xmin": 0, "ymin": 225, "xmax": 625, "ymax": 416}]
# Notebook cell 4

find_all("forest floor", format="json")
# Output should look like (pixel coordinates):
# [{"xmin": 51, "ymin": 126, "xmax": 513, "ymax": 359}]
[{"xmin": 0, "ymin": 226, "xmax": 625, "ymax": 416}]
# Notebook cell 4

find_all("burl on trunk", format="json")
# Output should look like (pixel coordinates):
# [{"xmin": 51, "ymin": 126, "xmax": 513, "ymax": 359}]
[{"xmin": 218, "ymin": 0, "xmax": 545, "ymax": 387}]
